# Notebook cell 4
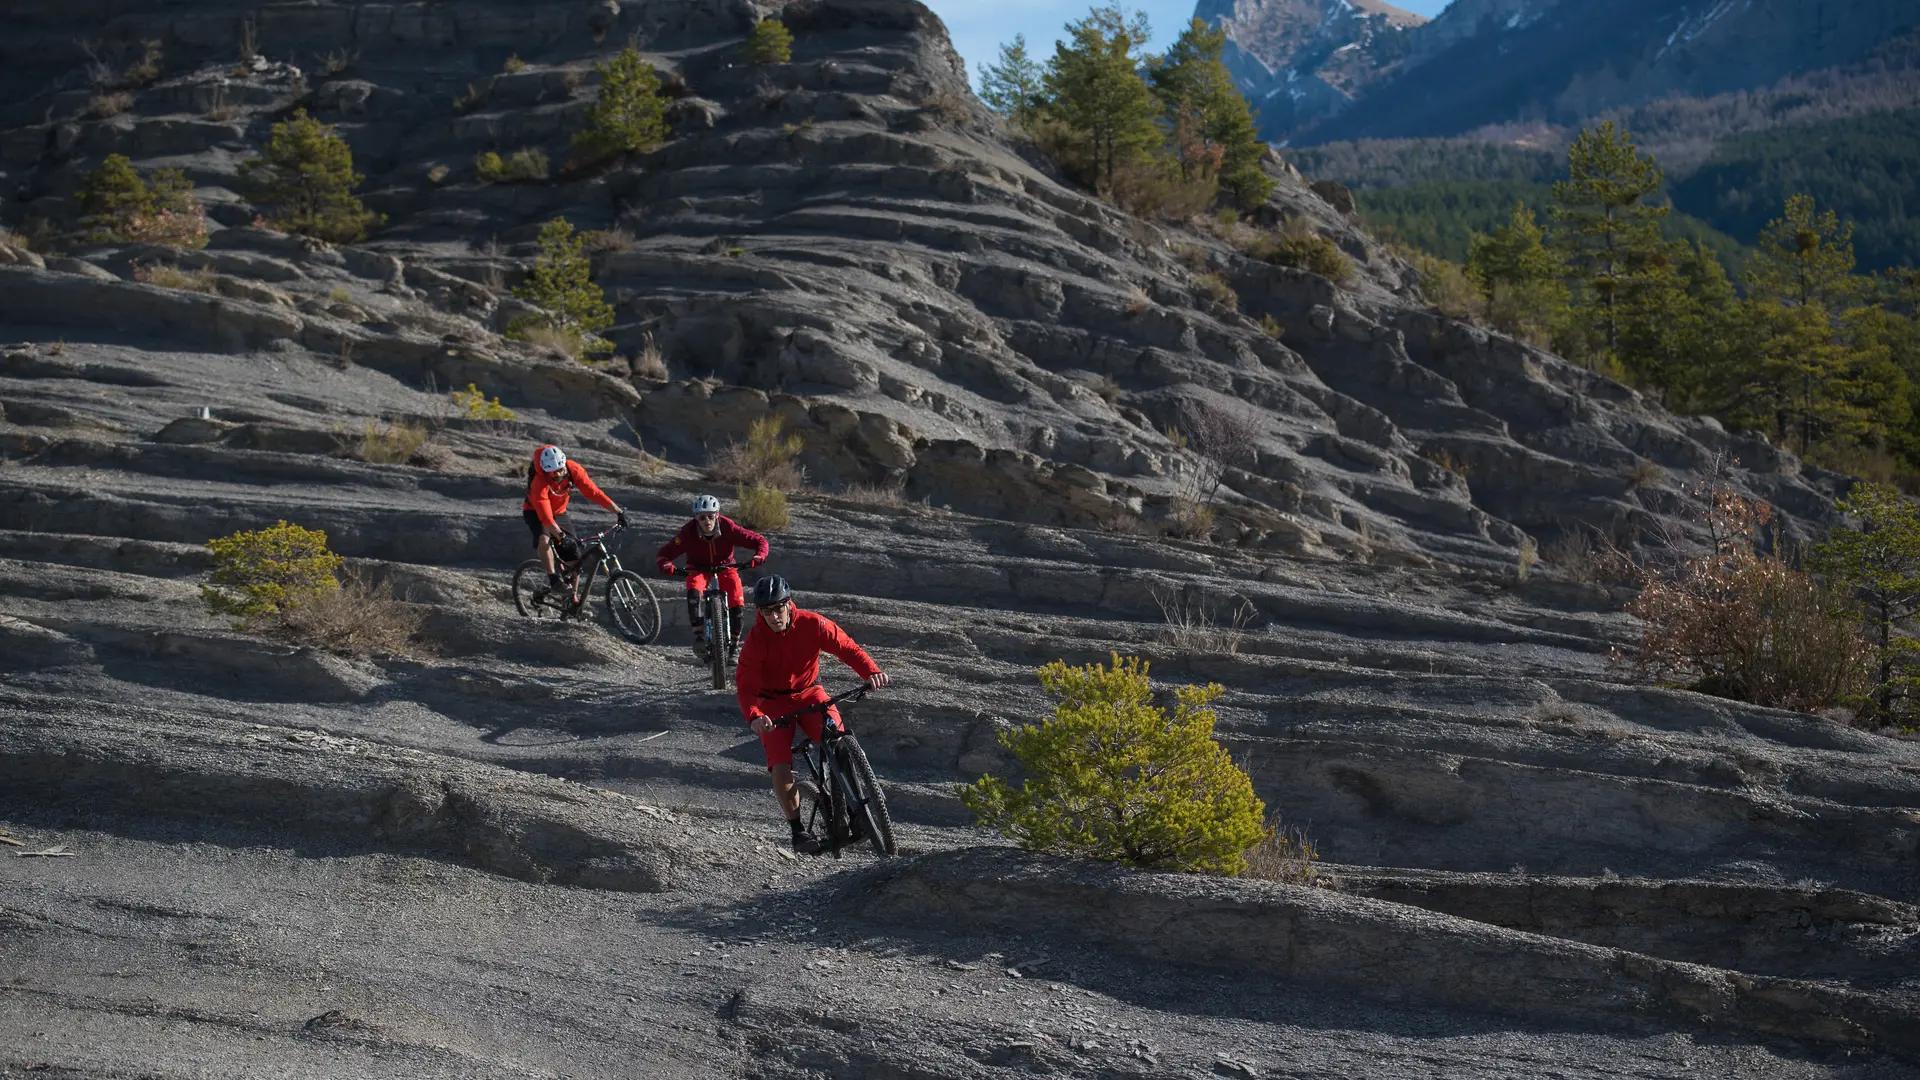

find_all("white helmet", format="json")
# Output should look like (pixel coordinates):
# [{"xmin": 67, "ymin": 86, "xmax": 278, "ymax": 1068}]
[
  {"xmin": 538, "ymin": 445, "xmax": 567, "ymax": 475},
  {"xmin": 692, "ymin": 494, "xmax": 721, "ymax": 514}
]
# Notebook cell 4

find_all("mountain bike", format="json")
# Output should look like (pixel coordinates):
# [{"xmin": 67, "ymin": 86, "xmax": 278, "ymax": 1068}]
[
  {"xmin": 512, "ymin": 523, "xmax": 661, "ymax": 644},
  {"xmin": 775, "ymin": 685, "xmax": 895, "ymax": 859},
  {"xmin": 685, "ymin": 561, "xmax": 748, "ymax": 690}
]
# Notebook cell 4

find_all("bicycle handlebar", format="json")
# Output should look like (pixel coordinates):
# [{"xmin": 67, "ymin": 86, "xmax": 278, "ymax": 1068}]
[
  {"xmin": 770, "ymin": 685, "xmax": 871, "ymax": 728},
  {"xmin": 684, "ymin": 560, "xmax": 748, "ymax": 573}
]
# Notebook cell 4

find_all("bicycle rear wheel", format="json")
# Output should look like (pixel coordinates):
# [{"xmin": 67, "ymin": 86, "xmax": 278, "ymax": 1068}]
[
  {"xmin": 835, "ymin": 736, "xmax": 895, "ymax": 856},
  {"xmin": 511, "ymin": 560, "xmax": 565, "ymax": 620},
  {"xmin": 706, "ymin": 595, "xmax": 728, "ymax": 690},
  {"xmin": 603, "ymin": 570, "xmax": 661, "ymax": 644}
]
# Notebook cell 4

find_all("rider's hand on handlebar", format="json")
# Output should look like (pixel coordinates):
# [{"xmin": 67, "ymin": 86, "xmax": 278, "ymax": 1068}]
[
  {"xmin": 749, "ymin": 714, "xmax": 774, "ymax": 735},
  {"xmin": 866, "ymin": 671, "xmax": 889, "ymax": 690},
  {"xmin": 616, "ymin": 511, "xmax": 629, "ymax": 529},
  {"xmin": 749, "ymin": 555, "xmax": 765, "ymax": 569},
  {"xmin": 663, "ymin": 565, "xmax": 679, "ymax": 576}
]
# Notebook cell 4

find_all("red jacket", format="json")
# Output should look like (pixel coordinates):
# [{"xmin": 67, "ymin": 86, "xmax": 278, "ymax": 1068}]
[
  {"xmin": 523, "ymin": 447, "xmax": 616, "ymax": 529},
  {"xmin": 735, "ymin": 608, "xmax": 880, "ymax": 722},
  {"xmin": 655, "ymin": 515, "xmax": 769, "ymax": 574}
]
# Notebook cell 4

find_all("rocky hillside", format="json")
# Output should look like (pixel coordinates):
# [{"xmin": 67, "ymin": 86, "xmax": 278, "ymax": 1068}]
[
  {"xmin": 1213, "ymin": 0, "xmax": 1919, "ymax": 143},
  {"xmin": 3, "ymin": 2, "xmax": 1918, "ymax": 1077}
]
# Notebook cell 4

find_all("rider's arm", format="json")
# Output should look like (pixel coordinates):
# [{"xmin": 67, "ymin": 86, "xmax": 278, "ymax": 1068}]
[
  {"xmin": 813, "ymin": 615, "xmax": 881, "ymax": 682},
  {"xmin": 527, "ymin": 483, "xmax": 562, "ymax": 536},
  {"xmin": 655, "ymin": 527, "xmax": 687, "ymax": 575},
  {"xmin": 569, "ymin": 462, "xmax": 619, "ymax": 514},
  {"xmin": 727, "ymin": 519, "xmax": 771, "ymax": 563},
  {"xmin": 735, "ymin": 629, "xmax": 769, "ymax": 723}
]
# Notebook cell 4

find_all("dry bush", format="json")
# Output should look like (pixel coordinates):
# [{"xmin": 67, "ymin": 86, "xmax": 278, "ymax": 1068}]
[
  {"xmin": 1195, "ymin": 271, "xmax": 1237, "ymax": 309},
  {"xmin": 1109, "ymin": 161, "xmax": 1217, "ymax": 220},
  {"xmin": 707, "ymin": 415, "xmax": 807, "ymax": 492},
  {"xmin": 581, "ymin": 228, "xmax": 635, "ymax": 253},
  {"xmin": 1172, "ymin": 399, "xmax": 1259, "ymax": 512},
  {"xmin": 134, "ymin": 264, "xmax": 218, "ymax": 293},
  {"xmin": 454, "ymin": 81, "xmax": 488, "ymax": 112},
  {"xmin": 121, "ymin": 41, "xmax": 163, "ymax": 88},
  {"xmin": 1258, "ymin": 313, "xmax": 1285, "ymax": 339},
  {"xmin": 1168, "ymin": 496, "xmax": 1215, "ymax": 541},
  {"xmin": 632, "ymin": 333, "xmax": 668, "ymax": 381},
  {"xmin": 276, "ymin": 573, "xmax": 425, "ymax": 657},
  {"xmin": 1243, "ymin": 820, "xmax": 1336, "ymax": 888},
  {"xmin": 1422, "ymin": 446, "xmax": 1472, "ymax": 478},
  {"xmin": 514, "ymin": 324, "xmax": 593, "ymax": 362},
  {"xmin": 503, "ymin": 54, "xmax": 527, "ymax": 74},
  {"xmin": 1243, "ymin": 225, "xmax": 1353, "ymax": 284},
  {"xmin": 736, "ymin": 483, "xmax": 790, "ymax": 531},
  {"xmin": 1392, "ymin": 242, "xmax": 1483, "ymax": 322},
  {"xmin": 839, "ymin": 481, "xmax": 906, "ymax": 507},
  {"xmin": 1623, "ymin": 481, "xmax": 1872, "ymax": 711},
  {"xmin": 352, "ymin": 420, "xmax": 430, "ymax": 464},
  {"xmin": 1516, "ymin": 536, "xmax": 1539, "ymax": 581},
  {"xmin": 1622, "ymin": 459, "xmax": 1668, "ymax": 491},
  {"xmin": 1153, "ymin": 585, "xmax": 1256, "ymax": 655},
  {"xmin": 1082, "ymin": 374, "xmax": 1122, "ymax": 403},
  {"xmin": 426, "ymin": 163, "xmax": 450, "ymax": 184},
  {"xmin": 89, "ymin": 92, "xmax": 134, "ymax": 118},
  {"xmin": 1543, "ymin": 528, "xmax": 1637, "ymax": 587},
  {"xmin": 318, "ymin": 48, "xmax": 357, "ymax": 75},
  {"xmin": 122, "ymin": 204, "xmax": 209, "ymax": 247},
  {"xmin": 920, "ymin": 88, "xmax": 974, "ymax": 126},
  {"xmin": 1171, "ymin": 242, "xmax": 1211, "ymax": 274},
  {"xmin": 1124, "ymin": 285, "xmax": 1150, "ymax": 316}
]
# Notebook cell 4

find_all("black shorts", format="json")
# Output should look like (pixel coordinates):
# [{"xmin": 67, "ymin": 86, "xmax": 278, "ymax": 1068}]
[{"xmin": 523, "ymin": 509, "xmax": 571, "ymax": 543}]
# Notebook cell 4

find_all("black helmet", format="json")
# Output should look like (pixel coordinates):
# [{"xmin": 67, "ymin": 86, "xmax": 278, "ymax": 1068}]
[{"xmin": 752, "ymin": 574, "xmax": 793, "ymax": 608}]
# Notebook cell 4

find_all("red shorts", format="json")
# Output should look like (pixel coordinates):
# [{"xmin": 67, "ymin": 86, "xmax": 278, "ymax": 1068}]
[
  {"xmin": 686, "ymin": 567, "xmax": 744, "ymax": 606},
  {"xmin": 754, "ymin": 685, "xmax": 843, "ymax": 769}
]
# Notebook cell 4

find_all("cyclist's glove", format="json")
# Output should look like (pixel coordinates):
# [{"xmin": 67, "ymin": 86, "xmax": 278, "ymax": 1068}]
[
  {"xmin": 616, "ymin": 511, "xmax": 630, "ymax": 529},
  {"xmin": 749, "ymin": 555, "xmax": 765, "ymax": 569},
  {"xmin": 663, "ymin": 565, "xmax": 679, "ymax": 576}
]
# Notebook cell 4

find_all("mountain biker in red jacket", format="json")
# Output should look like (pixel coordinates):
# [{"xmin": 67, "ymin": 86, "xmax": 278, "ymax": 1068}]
[
  {"xmin": 523, "ymin": 444, "xmax": 626, "ymax": 593},
  {"xmin": 655, "ymin": 494, "xmax": 770, "ymax": 663},
  {"xmin": 735, "ymin": 574, "xmax": 889, "ymax": 853}
]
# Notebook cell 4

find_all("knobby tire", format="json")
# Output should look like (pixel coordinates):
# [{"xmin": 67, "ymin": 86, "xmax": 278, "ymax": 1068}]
[
  {"xmin": 837, "ymin": 736, "xmax": 895, "ymax": 856},
  {"xmin": 512, "ymin": 559, "xmax": 564, "ymax": 620},
  {"xmin": 707, "ymin": 595, "xmax": 727, "ymax": 690},
  {"xmin": 603, "ymin": 570, "xmax": 660, "ymax": 644}
]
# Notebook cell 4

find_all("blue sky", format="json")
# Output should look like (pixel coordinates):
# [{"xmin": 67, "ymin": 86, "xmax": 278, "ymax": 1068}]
[{"xmin": 926, "ymin": 1, "xmax": 1452, "ymax": 87}]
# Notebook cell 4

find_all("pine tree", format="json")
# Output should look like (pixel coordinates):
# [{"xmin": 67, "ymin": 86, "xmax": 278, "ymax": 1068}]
[
  {"xmin": 1043, "ymin": 5, "xmax": 1162, "ymax": 195},
  {"xmin": 572, "ymin": 47, "xmax": 668, "ymax": 165},
  {"xmin": 1663, "ymin": 240, "xmax": 1740, "ymax": 412},
  {"xmin": 1811, "ymin": 482, "xmax": 1920, "ymax": 719},
  {"xmin": 238, "ymin": 109, "xmax": 382, "ymax": 243},
  {"xmin": 1465, "ymin": 203, "xmax": 1566, "ymax": 343},
  {"xmin": 77, "ymin": 154, "xmax": 154, "ymax": 226},
  {"xmin": 508, "ymin": 217, "xmax": 616, "ymax": 359},
  {"xmin": 1146, "ymin": 18, "xmax": 1272, "ymax": 209},
  {"xmin": 744, "ymin": 19, "xmax": 793, "ymax": 65},
  {"xmin": 979, "ymin": 34, "xmax": 1046, "ymax": 122},
  {"xmin": 1550, "ymin": 122, "xmax": 1668, "ymax": 369},
  {"xmin": 76, "ymin": 154, "xmax": 206, "ymax": 247}
]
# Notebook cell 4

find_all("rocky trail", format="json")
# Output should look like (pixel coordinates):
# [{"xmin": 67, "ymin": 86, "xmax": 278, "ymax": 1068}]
[{"xmin": 2, "ymin": 0, "xmax": 1918, "ymax": 1077}]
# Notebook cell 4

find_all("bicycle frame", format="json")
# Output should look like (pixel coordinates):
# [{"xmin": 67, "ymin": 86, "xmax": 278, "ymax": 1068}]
[
  {"xmin": 775, "ymin": 686, "xmax": 870, "ymax": 857},
  {"xmin": 556, "ymin": 524, "xmax": 626, "ymax": 611}
]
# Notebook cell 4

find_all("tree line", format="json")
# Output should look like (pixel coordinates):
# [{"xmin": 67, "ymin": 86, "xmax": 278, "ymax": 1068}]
[
  {"xmin": 978, "ymin": 5, "xmax": 1273, "ymax": 215},
  {"xmin": 1444, "ymin": 121, "xmax": 1920, "ymax": 486}
]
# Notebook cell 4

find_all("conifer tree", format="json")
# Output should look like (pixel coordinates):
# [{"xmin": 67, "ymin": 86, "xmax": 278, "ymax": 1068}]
[
  {"xmin": 1549, "ymin": 122, "xmax": 1668, "ymax": 368},
  {"xmin": 572, "ymin": 47, "xmax": 668, "ymax": 165},
  {"xmin": 979, "ymin": 34, "xmax": 1046, "ymax": 122},
  {"xmin": 77, "ymin": 154, "xmax": 206, "ymax": 247},
  {"xmin": 744, "ymin": 19, "xmax": 793, "ymax": 65},
  {"xmin": 1465, "ymin": 203, "xmax": 1566, "ymax": 343},
  {"xmin": 1043, "ymin": 5, "xmax": 1162, "ymax": 195},
  {"xmin": 1147, "ymin": 18, "xmax": 1272, "ymax": 208},
  {"xmin": 508, "ymin": 217, "xmax": 615, "ymax": 358},
  {"xmin": 238, "ymin": 109, "xmax": 381, "ymax": 243},
  {"xmin": 1812, "ymin": 482, "xmax": 1920, "ymax": 719}
]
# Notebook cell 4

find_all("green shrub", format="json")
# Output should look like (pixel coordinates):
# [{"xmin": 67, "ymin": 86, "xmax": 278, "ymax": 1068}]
[
  {"xmin": 238, "ymin": 109, "xmax": 383, "ymax": 243},
  {"xmin": 735, "ymin": 483, "xmax": 790, "ymax": 531},
  {"xmin": 571, "ymin": 47, "xmax": 668, "ymax": 166},
  {"xmin": 475, "ymin": 148, "xmax": 550, "ymax": 182},
  {"xmin": 744, "ymin": 19, "xmax": 793, "ymax": 64},
  {"xmin": 707, "ymin": 415, "xmax": 806, "ymax": 491},
  {"xmin": 76, "ymin": 154, "xmax": 207, "ymax": 247},
  {"xmin": 960, "ymin": 654, "xmax": 1267, "ymax": 875},
  {"xmin": 452, "ymin": 383, "xmax": 515, "ymax": 421},
  {"xmin": 503, "ymin": 54, "xmax": 527, "ymax": 74},
  {"xmin": 202, "ymin": 520, "xmax": 345, "ymax": 622},
  {"xmin": 1245, "ymin": 227, "xmax": 1352, "ymax": 283},
  {"xmin": 507, "ymin": 217, "xmax": 615, "ymax": 357}
]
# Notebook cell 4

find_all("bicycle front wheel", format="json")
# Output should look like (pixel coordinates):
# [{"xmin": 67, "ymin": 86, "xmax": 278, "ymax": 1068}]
[
  {"xmin": 603, "ymin": 570, "xmax": 661, "ymax": 644},
  {"xmin": 512, "ymin": 560, "xmax": 564, "ymax": 620},
  {"xmin": 837, "ymin": 736, "xmax": 895, "ymax": 856}
]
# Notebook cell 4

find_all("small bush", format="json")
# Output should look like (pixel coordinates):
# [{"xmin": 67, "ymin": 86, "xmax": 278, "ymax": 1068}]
[
  {"xmin": 736, "ymin": 483, "xmax": 790, "ymax": 531},
  {"xmin": 1258, "ymin": 313, "xmax": 1285, "ymax": 339},
  {"xmin": 1422, "ymin": 446, "xmax": 1472, "ymax": 478},
  {"xmin": 580, "ymin": 228, "xmax": 635, "ymax": 253},
  {"xmin": 326, "ymin": 285, "xmax": 353, "ymax": 304},
  {"xmin": 1153, "ymin": 586, "xmax": 1255, "ymax": 655},
  {"xmin": 352, "ymin": 419, "xmax": 430, "ymax": 464},
  {"xmin": 503, "ymin": 54, "xmax": 527, "ymax": 74},
  {"xmin": 632, "ymin": 332, "xmax": 668, "ymax": 380},
  {"xmin": 1124, "ymin": 286, "xmax": 1150, "ymax": 315},
  {"xmin": 1243, "ymin": 819, "xmax": 1336, "ymax": 888},
  {"xmin": 1395, "ymin": 244, "xmax": 1482, "ymax": 321},
  {"xmin": 89, "ymin": 92, "xmax": 134, "ymax": 118},
  {"xmin": 744, "ymin": 19, "xmax": 794, "ymax": 64},
  {"xmin": 960, "ymin": 654, "xmax": 1267, "ymax": 875},
  {"xmin": 77, "ymin": 156, "xmax": 209, "ymax": 248},
  {"xmin": 475, "ymin": 148, "xmax": 549, "ymax": 182},
  {"xmin": 202, "ymin": 520, "xmax": 345, "ymax": 622},
  {"xmin": 1624, "ymin": 481, "xmax": 1872, "ymax": 710},
  {"xmin": 1622, "ymin": 459, "xmax": 1667, "ymax": 491},
  {"xmin": 238, "ymin": 109, "xmax": 382, "ymax": 243},
  {"xmin": 1516, "ymin": 536, "xmax": 1539, "ymax": 581},
  {"xmin": 1194, "ymin": 271, "xmax": 1237, "ymax": 309},
  {"xmin": 454, "ymin": 81, "xmax": 488, "ymax": 112},
  {"xmin": 571, "ymin": 47, "xmax": 668, "ymax": 166},
  {"xmin": 119, "ymin": 40, "xmax": 164, "ymax": 88},
  {"xmin": 277, "ymin": 573, "xmax": 424, "ymax": 657},
  {"xmin": 134, "ymin": 264, "xmax": 218, "ymax": 292},
  {"xmin": 1245, "ymin": 227, "xmax": 1352, "ymax": 283},
  {"xmin": 452, "ymin": 383, "xmax": 514, "ymax": 421},
  {"xmin": 839, "ymin": 481, "xmax": 905, "ymax": 507},
  {"xmin": 1168, "ymin": 496, "xmax": 1215, "ymax": 541},
  {"xmin": 707, "ymin": 415, "xmax": 807, "ymax": 491}
]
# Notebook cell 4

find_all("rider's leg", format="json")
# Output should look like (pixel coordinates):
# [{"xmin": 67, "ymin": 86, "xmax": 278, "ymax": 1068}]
[
  {"xmin": 727, "ymin": 606, "xmax": 744, "ymax": 653},
  {"xmin": 721, "ymin": 569, "xmax": 745, "ymax": 656},
  {"xmin": 769, "ymin": 763, "xmax": 801, "ymax": 819},
  {"xmin": 685, "ymin": 582, "xmax": 707, "ymax": 658}
]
